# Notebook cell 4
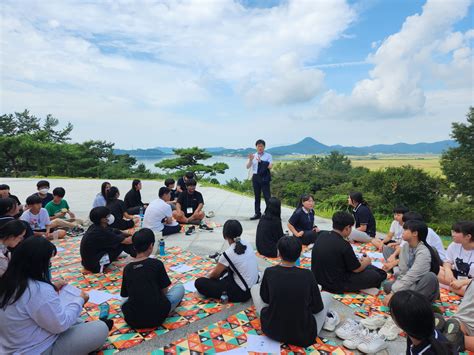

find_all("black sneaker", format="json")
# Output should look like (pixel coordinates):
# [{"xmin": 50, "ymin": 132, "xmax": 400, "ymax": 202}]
[
  {"xmin": 200, "ymin": 223, "xmax": 214, "ymax": 231},
  {"xmin": 434, "ymin": 313, "xmax": 445, "ymax": 331},
  {"xmin": 208, "ymin": 252, "xmax": 221, "ymax": 262},
  {"xmin": 185, "ymin": 226, "xmax": 195, "ymax": 236},
  {"xmin": 249, "ymin": 214, "xmax": 261, "ymax": 220},
  {"xmin": 443, "ymin": 318, "xmax": 465, "ymax": 352}
]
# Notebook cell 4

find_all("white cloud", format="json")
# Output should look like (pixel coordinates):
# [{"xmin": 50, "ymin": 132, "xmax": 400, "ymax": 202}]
[{"xmin": 317, "ymin": 0, "xmax": 473, "ymax": 120}]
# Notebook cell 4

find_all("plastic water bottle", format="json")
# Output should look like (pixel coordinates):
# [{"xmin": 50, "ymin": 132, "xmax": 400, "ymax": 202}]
[
  {"xmin": 159, "ymin": 238, "xmax": 165, "ymax": 256},
  {"xmin": 99, "ymin": 302, "xmax": 110, "ymax": 320},
  {"xmin": 220, "ymin": 291, "xmax": 229, "ymax": 305},
  {"xmin": 139, "ymin": 206, "xmax": 144, "ymax": 227},
  {"xmin": 295, "ymin": 257, "xmax": 301, "ymax": 266}
]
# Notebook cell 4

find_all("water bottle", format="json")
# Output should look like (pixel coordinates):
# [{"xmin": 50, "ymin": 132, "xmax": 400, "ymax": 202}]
[
  {"xmin": 99, "ymin": 302, "xmax": 110, "ymax": 320},
  {"xmin": 295, "ymin": 257, "xmax": 301, "ymax": 266},
  {"xmin": 159, "ymin": 238, "xmax": 165, "ymax": 256},
  {"xmin": 220, "ymin": 291, "xmax": 229, "ymax": 305},
  {"xmin": 139, "ymin": 206, "xmax": 144, "ymax": 227}
]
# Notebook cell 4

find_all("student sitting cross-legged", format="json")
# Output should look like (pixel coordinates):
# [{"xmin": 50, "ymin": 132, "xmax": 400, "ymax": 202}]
[
  {"xmin": 256, "ymin": 197, "xmax": 284, "ymax": 258},
  {"xmin": 80, "ymin": 207, "xmax": 136, "ymax": 273},
  {"xmin": 311, "ymin": 211, "xmax": 387, "ymax": 293},
  {"xmin": 195, "ymin": 220, "xmax": 259, "ymax": 302},
  {"xmin": 120, "ymin": 228, "xmax": 185, "ymax": 329},
  {"xmin": 106, "ymin": 186, "xmax": 136, "ymax": 231},
  {"xmin": 372, "ymin": 205, "xmax": 408, "ymax": 255},
  {"xmin": 143, "ymin": 187, "xmax": 180, "ymax": 236},
  {"xmin": 347, "ymin": 192, "xmax": 377, "ymax": 243},
  {"xmin": 438, "ymin": 221, "xmax": 473, "ymax": 296},
  {"xmin": 173, "ymin": 179, "xmax": 205, "ymax": 225},
  {"xmin": 45, "ymin": 187, "xmax": 84, "ymax": 231},
  {"xmin": 251, "ymin": 236, "xmax": 340, "ymax": 348},
  {"xmin": 383, "ymin": 219, "xmax": 441, "ymax": 305},
  {"xmin": 0, "ymin": 237, "xmax": 111, "ymax": 355},
  {"xmin": 20, "ymin": 195, "xmax": 67, "ymax": 239},
  {"xmin": 287, "ymin": 194, "xmax": 320, "ymax": 246}
]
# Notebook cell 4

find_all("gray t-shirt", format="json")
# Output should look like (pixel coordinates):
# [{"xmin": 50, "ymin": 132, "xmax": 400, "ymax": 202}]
[{"xmin": 453, "ymin": 280, "xmax": 474, "ymax": 336}]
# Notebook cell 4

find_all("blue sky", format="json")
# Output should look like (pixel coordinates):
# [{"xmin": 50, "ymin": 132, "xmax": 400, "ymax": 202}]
[{"xmin": 1, "ymin": 0, "xmax": 472, "ymax": 149}]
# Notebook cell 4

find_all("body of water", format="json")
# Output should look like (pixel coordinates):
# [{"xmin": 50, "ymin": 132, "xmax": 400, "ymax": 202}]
[{"xmin": 136, "ymin": 156, "xmax": 252, "ymax": 183}]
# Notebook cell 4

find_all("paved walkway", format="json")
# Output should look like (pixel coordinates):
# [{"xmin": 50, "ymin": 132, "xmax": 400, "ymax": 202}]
[{"xmin": 1, "ymin": 178, "xmax": 404, "ymax": 354}]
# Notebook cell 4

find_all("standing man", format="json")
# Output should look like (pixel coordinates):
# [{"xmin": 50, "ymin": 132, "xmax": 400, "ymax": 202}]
[{"xmin": 247, "ymin": 139, "xmax": 273, "ymax": 220}]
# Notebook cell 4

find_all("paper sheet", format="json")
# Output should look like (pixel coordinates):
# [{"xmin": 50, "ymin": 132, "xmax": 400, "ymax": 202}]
[
  {"xmin": 183, "ymin": 280, "xmax": 197, "ymax": 293},
  {"xmin": 56, "ymin": 246, "xmax": 65, "ymax": 252},
  {"xmin": 367, "ymin": 252, "xmax": 384, "ymax": 259},
  {"xmin": 218, "ymin": 348, "xmax": 249, "ymax": 355},
  {"xmin": 302, "ymin": 251, "xmax": 312, "ymax": 258},
  {"xmin": 87, "ymin": 290, "xmax": 121, "ymax": 305},
  {"xmin": 245, "ymin": 334, "xmax": 281, "ymax": 354},
  {"xmin": 372, "ymin": 261, "xmax": 384, "ymax": 269},
  {"xmin": 59, "ymin": 284, "xmax": 82, "ymax": 306},
  {"xmin": 170, "ymin": 264, "xmax": 194, "ymax": 273}
]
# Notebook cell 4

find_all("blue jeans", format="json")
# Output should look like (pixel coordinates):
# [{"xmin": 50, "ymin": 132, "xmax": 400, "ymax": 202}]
[{"xmin": 166, "ymin": 284, "xmax": 185, "ymax": 312}]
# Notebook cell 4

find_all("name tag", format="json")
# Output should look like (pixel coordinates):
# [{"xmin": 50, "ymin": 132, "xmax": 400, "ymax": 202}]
[
  {"xmin": 186, "ymin": 207, "xmax": 193, "ymax": 214},
  {"xmin": 458, "ymin": 276, "xmax": 469, "ymax": 281},
  {"xmin": 99, "ymin": 254, "xmax": 110, "ymax": 273}
]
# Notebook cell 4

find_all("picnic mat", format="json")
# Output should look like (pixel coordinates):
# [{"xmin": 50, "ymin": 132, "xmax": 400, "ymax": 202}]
[
  {"xmin": 332, "ymin": 288, "xmax": 463, "ymax": 319},
  {"xmin": 151, "ymin": 307, "xmax": 352, "ymax": 355},
  {"xmin": 51, "ymin": 246, "xmax": 234, "ymax": 354},
  {"xmin": 51, "ymin": 235, "xmax": 84, "ymax": 269}
]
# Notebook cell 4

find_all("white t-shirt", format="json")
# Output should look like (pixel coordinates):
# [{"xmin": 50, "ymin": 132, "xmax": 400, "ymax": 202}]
[
  {"xmin": 389, "ymin": 220, "xmax": 403, "ymax": 242},
  {"xmin": 92, "ymin": 193, "xmax": 106, "ymax": 208},
  {"xmin": 446, "ymin": 242, "xmax": 474, "ymax": 278},
  {"xmin": 20, "ymin": 208, "xmax": 51, "ymax": 230},
  {"xmin": 0, "ymin": 280, "xmax": 84, "ymax": 355},
  {"xmin": 251, "ymin": 152, "xmax": 273, "ymax": 174},
  {"xmin": 219, "ymin": 239, "xmax": 259, "ymax": 291},
  {"xmin": 143, "ymin": 198, "xmax": 178, "ymax": 232}
]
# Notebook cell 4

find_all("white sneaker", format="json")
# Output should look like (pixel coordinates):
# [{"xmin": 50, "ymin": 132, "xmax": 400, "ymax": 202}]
[
  {"xmin": 335, "ymin": 319, "xmax": 364, "ymax": 340},
  {"xmin": 323, "ymin": 310, "xmax": 341, "ymax": 332},
  {"xmin": 361, "ymin": 314, "xmax": 387, "ymax": 330},
  {"xmin": 357, "ymin": 332, "xmax": 387, "ymax": 353},
  {"xmin": 343, "ymin": 327, "xmax": 370, "ymax": 349},
  {"xmin": 378, "ymin": 317, "xmax": 401, "ymax": 341}
]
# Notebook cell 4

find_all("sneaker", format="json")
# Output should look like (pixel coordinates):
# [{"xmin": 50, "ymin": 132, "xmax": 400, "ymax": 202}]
[
  {"xmin": 199, "ymin": 223, "xmax": 214, "ymax": 231},
  {"xmin": 249, "ymin": 214, "xmax": 261, "ymax": 220},
  {"xmin": 206, "ymin": 211, "xmax": 215, "ymax": 218},
  {"xmin": 323, "ymin": 310, "xmax": 340, "ymax": 332},
  {"xmin": 343, "ymin": 327, "xmax": 370, "ymax": 349},
  {"xmin": 361, "ymin": 314, "xmax": 387, "ymax": 330},
  {"xmin": 443, "ymin": 318, "xmax": 465, "ymax": 352},
  {"xmin": 185, "ymin": 226, "xmax": 195, "ymax": 235},
  {"xmin": 434, "ymin": 313, "xmax": 446, "ymax": 331},
  {"xmin": 357, "ymin": 332, "xmax": 387, "ymax": 353},
  {"xmin": 336, "ymin": 319, "xmax": 364, "ymax": 340},
  {"xmin": 378, "ymin": 317, "xmax": 401, "ymax": 341},
  {"xmin": 208, "ymin": 252, "xmax": 221, "ymax": 262}
]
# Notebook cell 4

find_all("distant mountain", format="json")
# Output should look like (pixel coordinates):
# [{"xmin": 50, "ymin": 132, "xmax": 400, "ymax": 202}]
[{"xmin": 115, "ymin": 138, "xmax": 457, "ymax": 157}]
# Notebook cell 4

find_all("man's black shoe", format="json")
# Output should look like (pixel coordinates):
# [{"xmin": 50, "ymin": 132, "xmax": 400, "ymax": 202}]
[{"xmin": 249, "ymin": 214, "xmax": 261, "ymax": 220}]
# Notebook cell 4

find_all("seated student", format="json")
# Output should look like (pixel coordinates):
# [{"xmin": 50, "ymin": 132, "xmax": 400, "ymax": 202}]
[
  {"xmin": 164, "ymin": 178, "xmax": 178, "ymax": 205},
  {"xmin": 256, "ymin": 197, "xmax": 284, "ymax": 258},
  {"xmin": 311, "ymin": 211, "xmax": 387, "ymax": 293},
  {"xmin": 389, "ymin": 290, "xmax": 453, "ymax": 355},
  {"xmin": 347, "ymin": 192, "xmax": 377, "ymax": 243},
  {"xmin": 0, "ymin": 237, "xmax": 111, "ymax": 355},
  {"xmin": 0, "ymin": 184, "xmax": 22, "ymax": 214},
  {"xmin": 0, "ymin": 198, "xmax": 34, "ymax": 238},
  {"xmin": 143, "ymin": 187, "xmax": 180, "ymax": 236},
  {"xmin": 448, "ymin": 279, "xmax": 474, "ymax": 352},
  {"xmin": 80, "ymin": 206, "xmax": 136, "ymax": 273},
  {"xmin": 176, "ymin": 172, "xmax": 194, "ymax": 194},
  {"xmin": 173, "ymin": 179, "xmax": 205, "ymax": 225},
  {"xmin": 33, "ymin": 180, "xmax": 54, "ymax": 207},
  {"xmin": 124, "ymin": 179, "xmax": 148, "ymax": 215},
  {"xmin": 287, "ymin": 194, "xmax": 319, "ymax": 245},
  {"xmin": 106, "ymin": 186, "xmax": 136, "ymax": 231},
  {"xmin": 121, "ymin": 228, "xmax": 185, "ymax": 329},
  {"xmin": 384, "ymin": 211, "xmax": 446, "ymax": 271},
  {"xmin": 195, "ymin": 220, "xmax": 259, "ymax": 302},
  {"xmin": 383, "ymin": 219, "xmax": 441, "ymax": 305},
  {"xmin": 0, "ymin": 220, "xmax": 26, "ymax": 276},
  {"xmin": 251, "ymin": 236, "xmax": 340, "ymax": 347},
  {"xmin": 20, "ymin": 195, "xmax": 67, "ymax": 239},
  {"xmin": 372, "ymin": 205, "xmax": 408, "ymax": 254},
  {"xmin": 45, "ymin": 187, "xmax": 84, "ymax": 230},
  {"xmin": 438, "ymin": 221, "xmax": 473, "ymax": 296},
  {"xmin": 93, "ymin": 181, "xmax": 111, "ymax": 208}
]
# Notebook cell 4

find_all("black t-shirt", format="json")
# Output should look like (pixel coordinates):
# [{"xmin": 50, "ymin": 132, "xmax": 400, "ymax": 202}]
[
  {"xmin": 311, "ymin": 230, "xmax": 361, "ymax": 293},
  {"xmin": 124, "ymin": 189, "xmax": 144, "ymax": 209},
  {"xmin": 106, "ymin": 199, "xmax": 132, "ymax": 230},
  {"xmin": 169, "ymin": 189, "xmax": 177, "ymax": 201},
  {"xmin": 177, "ymin": 191, "xmax": 204, "ymax": 217},
  {"xmin": 256, "ymin": 215, "xmax": 284, "ymax": 258},
  {"xmin": 121, "ymin": 258, "xmax": 172, "ymax": 328},
  {"xmin": 353, "ymin": 204, "xmax": 376, "ymax": 237},
  {"xmin": 80, "ymin": 224, "xmax": 125, "ymax": 272},
  {"xmin": 288, "ymin": 207, "xmax": 315, "ymax": 232},
  {"xmin": 35, "ymin": 192, "xmax": 54, "ymax": 207},
  {"xmin": 260, "ymin": 265, "xmax": 323, "ymax": 347},
  {"xmin": 177, "ymin": 177, "xmax": 187, "ymax": 192},
  {"xmin": 406, "ymin": 329, "xmax": 449, "ymax": 355}
]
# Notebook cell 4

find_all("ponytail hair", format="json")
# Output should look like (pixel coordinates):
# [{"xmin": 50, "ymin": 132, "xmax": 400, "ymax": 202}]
[
  {"xmin": 223, "ymin": 219, "xmax": 246, "ymax": 255},
  {"xmin": 0, "ymin": 220, "xmax": 26, "ymax": 241},
  {"xmin": 390, "ymin": 290, "xmax": 453, "ymax": 355},
  {"xmin": 106, "ymin": 186, "xmax": 119, "ymax": 203},
  {"xmin": 349, "ymin": 192, "xmax": 367, "ymax": 206},
  {"xmin": 403, "ymin": 219, "xmax": 440, "ymax": 274},
  {"xmin": 296, "ymin": 194, "xmax": 314, "ymax": 209}
]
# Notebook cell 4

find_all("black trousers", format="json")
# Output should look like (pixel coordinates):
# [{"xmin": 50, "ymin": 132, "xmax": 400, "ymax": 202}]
[
  {"xmin": 83, "ymin": 244, "xmax": 137, "ymax": 273},
  {"xmin": 252, "ymin": 174, "xmax": 271, "ymax": 215},
  {"xmin": 195, "ymin": 275, "xmax": 251, "ymax": 302},
  {"xmin": 162, "ymin": 224, "xmax": 181, "ymax": 236},
  {"xmin": 342, "ymin": 265, "xmax": 387, "ymax": 292}
]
